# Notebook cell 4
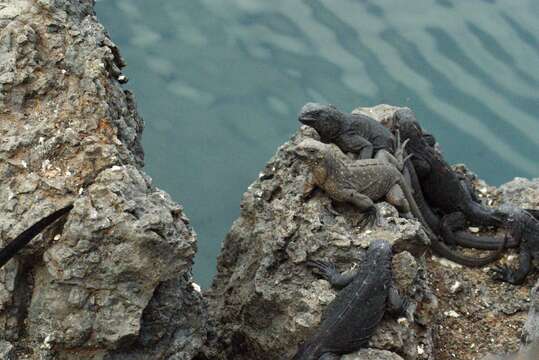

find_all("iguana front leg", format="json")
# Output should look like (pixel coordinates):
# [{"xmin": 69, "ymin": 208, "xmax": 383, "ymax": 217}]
[
  {"xmin": 387, "ymin": 283, "xmax": 415, "ymax": 323},
  {"xmin": 302, "ymin": 174, "xmax": 317, "ymax": 200},
  {"xmin": 458, "ymin": 175, "xmax": 481, "ymax": 204},
  {"xmin": 374, "ymin": 150, "xmax": 400, "ymax": 170},
  {"xmin": 492, "ymin": 247, "xmax": 532, "ymax": 285},
  {"xmin": 307, "ymin": 260, "xmax": 358, "ymax": 289},
  {"xmin": 339, "ymin": 188, "xmax": 378, "ymax": 227},
  {"xmin": 385, "ymin": 184, "xmax": 412, "ymax": 219},
  {"xmin": 339, "ymin": 133, "xmax": 373, "ymax": 159}
]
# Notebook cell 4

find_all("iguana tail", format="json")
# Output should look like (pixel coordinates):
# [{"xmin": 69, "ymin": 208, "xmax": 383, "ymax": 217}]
[
  {"xmin": 428, "ymin": 229, "xmax": 507, "ymax": 267},
  {"xmin": 0, "ymin": 203, "xmax": 74, "ymax": 268},
  {"xmin": 440, "ymin": 212, "xmax": 519, "ymax": 250},
  {"xmin": 398, "ymin": 177, "xmax": 505, "ymax": 267},
  {"xmin": 524, "ymin": 208, "xmax": 539, "ymax": 220},
  {"xmin": 397, "ymin": 176, "xmax": 441, "ymax": 239},
  {"xmin": 404, "ymin": 160, "xmax": 441, "ymax": 231},
  {"xmin": 451, "ymin": 231, "xmax": 518, "ymax": 250}
]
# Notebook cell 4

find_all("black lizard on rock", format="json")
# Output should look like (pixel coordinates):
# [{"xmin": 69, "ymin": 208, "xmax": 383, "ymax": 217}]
[
  {"xmin": 0, "ymin": 203, "xmax": 73, "ymax": 268},
  {"xmin": 390, "ymin": 114, "xmax": 531, "ymax": 258},
  {"xmin": 298, "ymin": 103, "xmax": 406, "ymax": 169},
  {"xmin": 292, "ymin": 240, "xmax": 410, "ymax": 360},
  {"xmin": 398, "ymin": 118, "xmax": 503, "ymax": 229},
  {"xmin": 294, "ymin": 138, "xmax": 504, "ymax": 267},
  {"xmin": 298, "ymin": 104, "xmax": 508, "ymax": 264},
  {"xmin": 488, "ymin": 205, "xmax": 539, "ymax": 285}
]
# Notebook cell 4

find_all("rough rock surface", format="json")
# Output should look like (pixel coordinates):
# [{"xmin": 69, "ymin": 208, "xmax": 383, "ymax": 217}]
[
  {"xmin": 0, "ymin": 1, "xmax": 206, "ymax": 359},
  {"xmin": 206, "ymin": 104, "xmax": 539, "ymax": 360},
  {"xmin": 205, "ymin": 126, "xmax": 437, "ymax": 360}
]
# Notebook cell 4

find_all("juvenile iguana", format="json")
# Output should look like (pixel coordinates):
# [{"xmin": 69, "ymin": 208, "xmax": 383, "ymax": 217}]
[
  {"xmin": 0, "ymin": 203, "xmax": 73, "ymax": 268},
  {"xmin": 295, "ymin": 138, "xmax": 421, "ymax": 226},
  {"xmin": 294, "ymin": 138, "xmax": 505, "ymax": 267},
  {"xmin": 292, "ymin": 240, "xmax": 410, "ymax": 360}
]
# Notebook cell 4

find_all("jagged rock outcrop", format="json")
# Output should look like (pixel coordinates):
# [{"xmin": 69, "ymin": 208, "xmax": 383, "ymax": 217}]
[
  {"xmin": 0, "ymin": 1, "xmax": 206, "ymax": 358},
  {"xmin": 205, "ymin": 126, "xmax": 437, "ymax": 360},
  {"xmin": 206, "ymin": 104, "xmax": 539, "ymax": 360}
]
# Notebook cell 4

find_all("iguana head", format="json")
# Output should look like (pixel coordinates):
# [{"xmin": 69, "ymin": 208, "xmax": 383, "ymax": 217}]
[
  {"xmin": 298, "ymin": 103, "xmax": 344, "ymax": 139},
  {"xmin": 294, "ymin": 138, "xmax": 329, "ymax": 165}
]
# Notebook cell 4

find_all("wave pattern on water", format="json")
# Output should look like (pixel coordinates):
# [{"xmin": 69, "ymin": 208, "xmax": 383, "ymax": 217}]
[{"xmin": 96, "ymin": 0, "xmax": 539, "ymax": 286}]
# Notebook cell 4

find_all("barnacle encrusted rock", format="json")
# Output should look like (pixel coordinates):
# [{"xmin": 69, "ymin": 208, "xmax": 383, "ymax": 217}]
[{"xmin": 0, "ymin": 1, "xmax": 206, "ymax": 358}]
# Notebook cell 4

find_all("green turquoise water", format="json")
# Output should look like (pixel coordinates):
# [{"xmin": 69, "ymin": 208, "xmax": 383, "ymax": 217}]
[{"xmin": 95, "ymin": 0, "xmax": 539, "ymax": 287}]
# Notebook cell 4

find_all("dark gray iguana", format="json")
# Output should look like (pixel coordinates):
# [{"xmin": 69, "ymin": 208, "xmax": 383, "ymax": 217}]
[
  {"xmin": 294, "ymin": 138, "xmax": 505, "ymax": 267},
  {"xmin": 398, "ymin": 118, "xmax": 502, "ymax": 228},
  {"xmin": 298, "ymin": 103, "xmax": 406, "ymax": 169},
  {"xmin": 292, "ymin": 240, "xmax": 411, "ymax": 360},
  {"xmin": 392, "ymin": 115, "xmax": 514, "ymax": 251},
  {"xmin": 0, "ymin": 203, "xmax": 73, "ymax": 268}
]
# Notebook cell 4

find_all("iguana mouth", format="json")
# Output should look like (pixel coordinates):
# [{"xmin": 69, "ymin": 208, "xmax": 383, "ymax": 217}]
[{"xmin": 298, "ymin": 115, "xmax": 317, "ymax": 124}]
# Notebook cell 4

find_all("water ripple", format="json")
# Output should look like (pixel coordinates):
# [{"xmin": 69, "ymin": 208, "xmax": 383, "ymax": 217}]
[{"xmin": 96, "ymin": 0, "xmax": 539, "ymax": 287}]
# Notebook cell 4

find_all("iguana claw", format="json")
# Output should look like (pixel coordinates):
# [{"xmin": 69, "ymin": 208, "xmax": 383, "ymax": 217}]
[
  {"xmin": 307, "ymin": 260, "xmax": 338, "ymax": 281},
  {"xmin": 491, "ymin": 265, "xmax": 512, "ymax": 282},
  {"xmin": 394, "ymin": 130, "xmax": 410, "ymax": 171},
  {"xmin": 402, "ymin": 153, "xmax": 414, "ymax": 165},
  {"xmin": 359, "ymin": 206, "xmax": 379, "ymax": 228}
]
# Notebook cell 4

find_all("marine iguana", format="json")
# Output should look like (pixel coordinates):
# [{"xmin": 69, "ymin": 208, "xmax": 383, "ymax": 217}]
[
  {"xmin": 398, "ymin": 119, "xmax": 503, "ymax": 228},
  {"xmin": 401, "ymin": 153, "xmax": 506, "ymax": 251},
  {"xmin": 298, "ymin": 103, "xmax": 406, "ymax": 169},
  {"xmin": 299, "ymin": 104, "xmax": 509, "ymax": 261},
  {"xmin": 294, "ymin": 138, "xmax": 504, "ymax": 267},
  {"xmin": 0, "ymin": 203, "xmax": 73, "ymax": 268},
  {"xmin": 292, "ymin": 240, "xmax": 410, "ymax": 360},
  {"xmin": 295, "ymin": 138, "xmax": 423, "ymax": 226},
  {"xmin": 489, "ymin": 205, "xmax": 539, "ymax": 285},
  {"xmin": 387, "ymin": 110, "xmax": 517, "ymax": 252}
]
